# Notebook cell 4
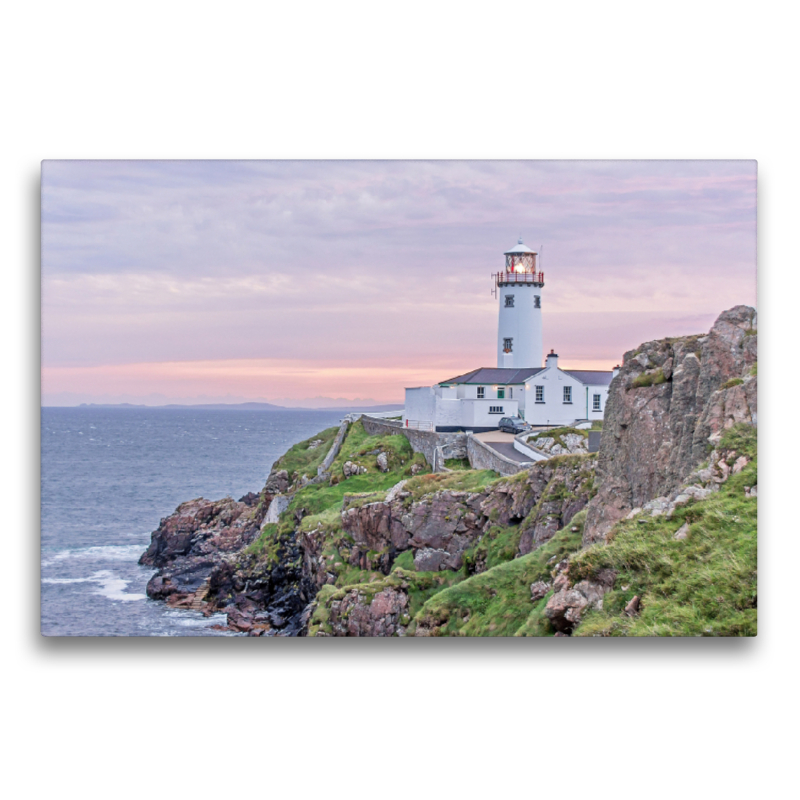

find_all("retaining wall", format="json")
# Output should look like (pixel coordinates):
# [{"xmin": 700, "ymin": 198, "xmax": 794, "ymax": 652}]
[
  {"xmin": 360, "ymin": 415, "xmax": 467, "ymax": 469},
  {"xmin": 466, "ymin": 435, "xmax": 527, "ymax": 477}
]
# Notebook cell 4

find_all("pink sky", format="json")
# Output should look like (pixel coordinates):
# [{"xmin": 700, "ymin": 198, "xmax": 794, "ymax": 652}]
[{"xmin": 41, "ymin": 160, "xmax": 757, "ymax": 406}]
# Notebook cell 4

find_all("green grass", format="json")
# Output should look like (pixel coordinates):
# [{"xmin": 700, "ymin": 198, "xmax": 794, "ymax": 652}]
[
  {"xmin": 750, "ymin": 363, "xmax": 757, "ymax": 376},
  {"xmin": 462, "ymin": 523, "xmax": 522, "ymax": 574},
  {"xmin": 272, "ymin": 426, "xmax": 340, "ymax": 482},
  {"xmin": 444, "ymin": 457, "xmax": 472, "ymax": 470},
  {"xmin": 631, "ymin": 368, "xmax": 666, "ymax": 389},
  {"xmin": 329, "ymin": 421, "xmax": 417, "ymax": 480},
  {"xmin": 591, "ymin": 420, "xmax": 604, "ymax": 430},
  {"xmin": 409, "ymin": 523, "xmax": 584, "ymax": 636},
  {"xmin": 722, "ymin": 377, "xmax": 744, "ymax": 389},
  {"xmin": 568, "ymin": 424, "xmax": 757, "ymax": 637},
  {"xmin": 403, "ymin": 469, "xmax": 499, "ymax": 502}
]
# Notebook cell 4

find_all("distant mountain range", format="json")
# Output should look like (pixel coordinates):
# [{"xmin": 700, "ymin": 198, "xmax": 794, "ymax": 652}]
[{"xmin": 70, "ymin": 402, "xmax": 404, "ymax": 412}]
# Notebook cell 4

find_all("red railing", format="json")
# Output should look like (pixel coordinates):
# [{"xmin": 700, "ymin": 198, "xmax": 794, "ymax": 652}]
[{"xmin": 495, "ymin": 271, "xmax": 544, "ymax": 285}]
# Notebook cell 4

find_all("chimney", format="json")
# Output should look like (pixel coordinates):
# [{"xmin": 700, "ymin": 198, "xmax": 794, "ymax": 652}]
[
  {"xmin": 612, "ymin": 364, "xmax": 620, "ymax": 378},
  {"xmin": 545, "ymin": 349, "xmax": 559, "ymax": 370}
]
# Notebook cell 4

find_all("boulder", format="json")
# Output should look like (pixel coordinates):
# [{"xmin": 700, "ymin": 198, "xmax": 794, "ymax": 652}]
[
  {"xmin": 414, "ymin": 548, "xmax": 449, "ymax": 572},
  {"xmin": 264, "ymin": 469, "xmax": 290, "ymax": 494},
  {"xmin": 544, "ymin": 569, "xmax": 616, "ymax": 633},
  {"xmin": 376, "ymin": 452, "xmax": 389, "ymax": 472}
]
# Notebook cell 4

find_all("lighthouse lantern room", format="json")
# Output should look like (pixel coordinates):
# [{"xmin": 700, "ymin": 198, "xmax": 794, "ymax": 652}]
[{"xmin": 493, "ymin": 238, "xmax": 545, "ymax": 369}]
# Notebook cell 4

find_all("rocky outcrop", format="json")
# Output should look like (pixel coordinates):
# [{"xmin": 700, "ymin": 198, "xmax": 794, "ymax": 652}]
[
  {"xmin": 526, "ymin": 432, "xmax": 588, "ymax": 456},
  {"xmin": 341, "ymin": 489, "xmax": 487, "ymax": 572},
  {"xmin": 205, "ymin": 533, "xmax": 315, "ymax": 636},
  {"xmin": 544, "ymin": 565, "xmax": 617, "ymax": 633},
  {"xmin": 585, "ymin": 305, "xmax": 757, "ymax": 545},
  {"xmin": 515, "ymin": 458, "xmax": 596, "ymax": 555},
  {"xmin": 139, "ymin": 496, "xmax": 265, "ymax": 606},
  {"xmin": 338, "ymin": 456, "xmax": 596, "ymax": 578},
  {"xmin": 322, "ymin": 586, "xmax": 409, "ymax": 637}
]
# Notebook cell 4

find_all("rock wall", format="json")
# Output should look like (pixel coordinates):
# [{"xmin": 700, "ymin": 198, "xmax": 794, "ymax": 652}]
[
  {"xmin": 360, "ymin": 415, "xmax": 467, "ymax": 468},
  {"xmin": 584, "ymin": 305, "xmax": 757, "ymax": 545},
  {"xmin": 466, "ymin": 435, "xmax": 526, "ymax": 476},
  {"xmin": 318, "ymin": 419, "xmax": 350, "ymax": 475}
]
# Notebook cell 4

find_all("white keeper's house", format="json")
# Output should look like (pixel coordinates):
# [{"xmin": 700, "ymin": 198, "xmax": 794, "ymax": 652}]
[{"xmin": 403, "ymin": 238, "xmax": 616, "ymax": 432}]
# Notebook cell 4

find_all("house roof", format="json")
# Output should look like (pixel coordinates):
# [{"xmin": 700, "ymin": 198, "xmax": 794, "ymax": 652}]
[
  {"xmin": 563, "ymin": 369, "xmax": 614, "ymax": 386},
  {"xmin": 440, "ymin": 367, "xmax": 544, "ymax": 385},
  {"xmin": 439, "ymin": 366, "xmax": 613, "ymax": 386}
]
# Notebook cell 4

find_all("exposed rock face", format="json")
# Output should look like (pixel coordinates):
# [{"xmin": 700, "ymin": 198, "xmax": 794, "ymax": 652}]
[
  {"xmin": 338, "ymin": 457, "xmax": 597, "ymax": 579},
  {"xmin": 323, "ymin": 587, "xmax": 409, "ymax": 637},
  {"xmin": 264, "ymin": 469, "xmax": 290, "ymax": 495},
  {"xmin": 585, "ymin": 305, "xmax": 757, "ymax": 545},
  {"xmin": 515, "ymin": 459, "xmax": 596, "ymax": 555},
  {"xmin": 342, "ymin": 489, "xmax": 487, "ymax": 572},
  {"xmin": 206, "ymin": 533, "xmax": 315, "ymax": 636}
]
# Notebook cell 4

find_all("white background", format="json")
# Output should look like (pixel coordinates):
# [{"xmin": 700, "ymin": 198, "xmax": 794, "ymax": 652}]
[{"xmin": 3, "ymin": 2, "xmax": 794, "ymax": 798}]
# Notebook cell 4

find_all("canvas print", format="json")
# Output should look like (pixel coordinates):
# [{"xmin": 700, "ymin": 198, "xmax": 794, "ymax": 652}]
[{"xmin": 41, "ymin": 160, "xmax": 757, "ymax": 637}]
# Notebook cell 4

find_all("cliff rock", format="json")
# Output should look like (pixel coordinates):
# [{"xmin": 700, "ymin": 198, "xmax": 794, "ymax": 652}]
[{"xmin": 584, "ymin": 305, "xmax": 757, "ymax": 544}]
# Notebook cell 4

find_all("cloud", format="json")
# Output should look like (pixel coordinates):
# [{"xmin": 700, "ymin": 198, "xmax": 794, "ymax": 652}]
[{"xmin": 40, "ymin": 160, "xmax": 757, "ymax": 402}]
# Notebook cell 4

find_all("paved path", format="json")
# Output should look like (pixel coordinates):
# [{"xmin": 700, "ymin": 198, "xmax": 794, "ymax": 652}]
[
  {"xmin": 474, "ymin": 431, "xmax": 518, "ymax": 443},
  {"xmin": 484, "ymin": 441, "xmax": 535, "ymax": 464}
]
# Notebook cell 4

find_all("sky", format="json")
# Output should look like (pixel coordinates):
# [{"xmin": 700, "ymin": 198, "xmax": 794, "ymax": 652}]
[{"xmin": 41, "ymin": 160, "xmax": 757, "ymax": 406}]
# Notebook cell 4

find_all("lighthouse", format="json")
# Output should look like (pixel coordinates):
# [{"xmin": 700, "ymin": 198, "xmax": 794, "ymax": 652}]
[{"xmin": 494, "ymin": 238, "xmax": 544, "ymax": 369}]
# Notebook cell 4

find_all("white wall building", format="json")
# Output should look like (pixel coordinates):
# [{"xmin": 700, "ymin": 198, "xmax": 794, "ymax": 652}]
[{"xmin": 403, "ymin": 239, "xmax": 616, "ymax": 432}]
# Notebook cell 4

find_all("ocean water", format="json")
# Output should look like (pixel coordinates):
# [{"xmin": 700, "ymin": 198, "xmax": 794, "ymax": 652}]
[{"xmin": 40, "ymin": 407, "xmax": 345, "ymax": 636}]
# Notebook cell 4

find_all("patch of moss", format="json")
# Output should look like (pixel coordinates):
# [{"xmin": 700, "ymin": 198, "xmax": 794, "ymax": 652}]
[
  {"xmin": 722, "ymin": 377, "xmax": 744, "ymax": 390},
  {"xmin": 631, "ymin": 368, "xmax": 666, "ymax": 389},
  {"xmin": 243, "ymin": 522, "xmax": 281, "ymax": 563},
  {"xmin": 750, "ymin": 362, "xmax": 757, "ymax": 376}
]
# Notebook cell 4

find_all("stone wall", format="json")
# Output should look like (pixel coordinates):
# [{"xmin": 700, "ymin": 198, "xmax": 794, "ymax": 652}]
[
  {"xmin": 360, "ymin": 415, "xmax": 467, "ymax": 469},
  {"xmin": 466, "ymin": 435, "xmax": 526, "ymax": 477},
  {"xmin": 318, "ymin": 420, "xmax": 350, "ymax": 476}
]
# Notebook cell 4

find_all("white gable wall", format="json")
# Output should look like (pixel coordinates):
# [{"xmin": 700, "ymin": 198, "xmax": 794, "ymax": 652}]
[{"xmin": 524, "ymin": 366, "xmax": 587, "ymax": 426}]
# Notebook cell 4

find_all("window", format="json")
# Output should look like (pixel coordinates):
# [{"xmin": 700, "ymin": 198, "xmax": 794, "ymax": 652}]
[
  {"xmin": 535, "ymin": 385, "xmax": 544, "ymax": 402},
  {"xmin": 505, "ymin": 295, "xmax": 515, "ymax": 308},
  {"xmin": 534, "ymin": 295, "xmax": 541, "ymax": 309},
  {"xmin": 593, "ymin": 394, "xmax": 602, "ymax": 412},
  {"xmin": 503, "ymin": 337, "xmax": 513, "ymax": 352},
  {"xmin": 563, "ymin": 386, "xmax": 572, "ymax": 403},
  {"xmin": 497, "ymin": 388, "xmax": 505, "ymax": 399},
  {"xmin": 489, "ymin": 406, "xmax": 504, "ymax": 414},
  {"xmin": 477, "ymin": 386, "xmax": 485, "ymax": 399}
]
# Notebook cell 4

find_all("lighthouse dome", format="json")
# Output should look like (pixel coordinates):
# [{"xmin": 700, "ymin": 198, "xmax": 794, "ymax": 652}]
[{"xmin": 504, "ymin": 238, "xmax": 537, "ymax": 256}]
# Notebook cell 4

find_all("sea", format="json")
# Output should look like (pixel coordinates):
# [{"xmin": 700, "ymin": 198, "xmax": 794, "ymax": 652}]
[{"xmin": 40, "ymin": 407, "xmax": 346, "ymax": 636}]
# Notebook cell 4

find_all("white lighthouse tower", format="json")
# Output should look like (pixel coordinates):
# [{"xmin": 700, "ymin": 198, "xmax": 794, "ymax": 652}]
[{"xmin": 494, "ymin": 238, "xmax": 544, "ymax": 369}]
